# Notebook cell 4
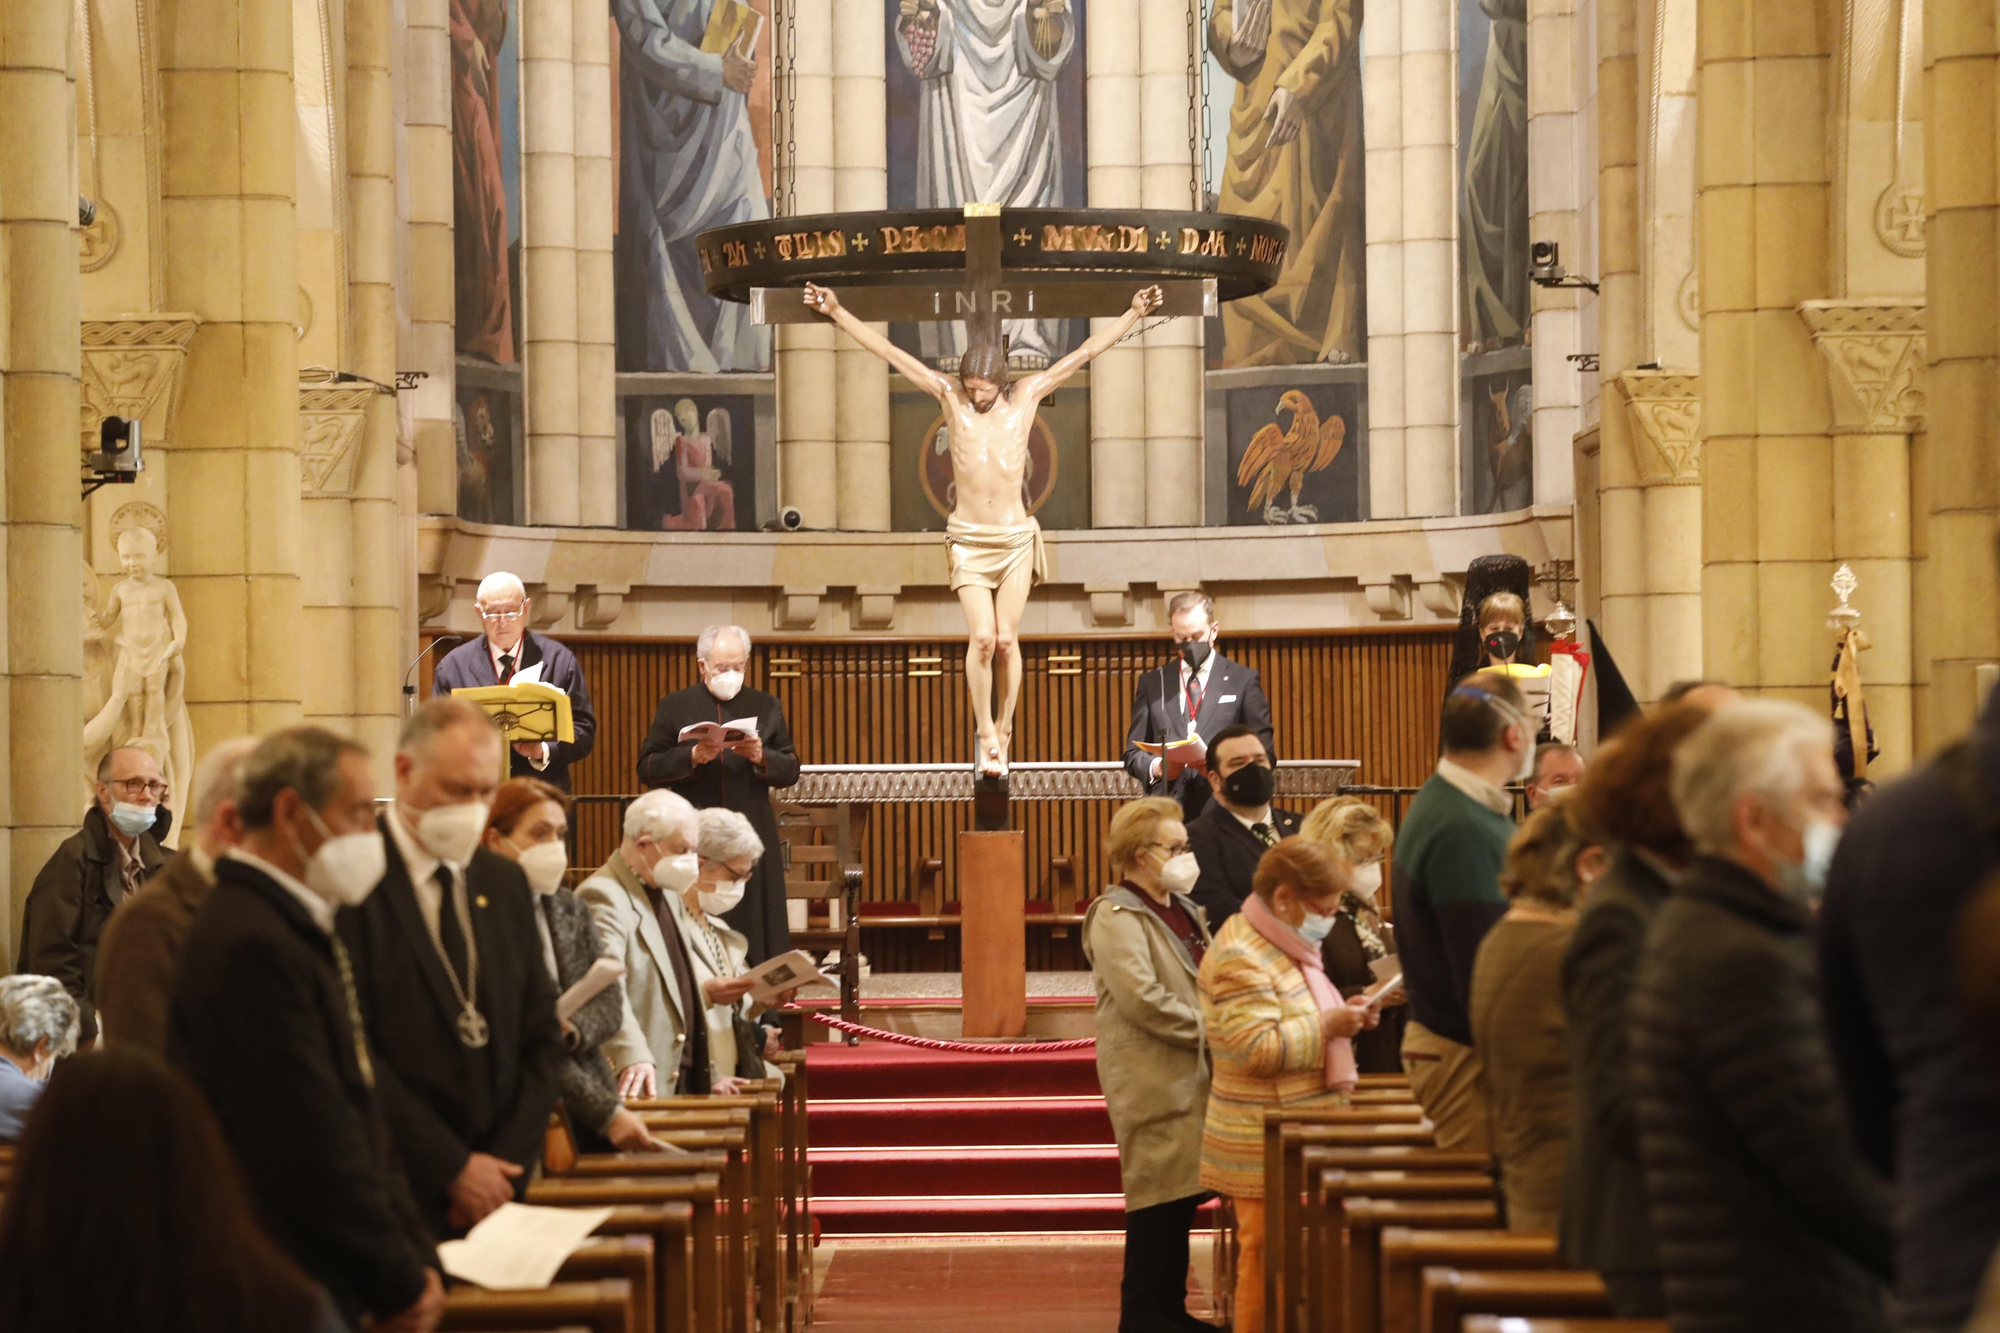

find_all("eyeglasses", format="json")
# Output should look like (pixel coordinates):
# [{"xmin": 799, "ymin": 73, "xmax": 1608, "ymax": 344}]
[
  {"xmin": 479, "ymin": 606, "xmax": 526, "ymax": 623},
  {"xmin": 107, "ymin": 777, "xmax": 169, "ymax": 800},
  {"xmin": 1150, "ymin": 841, "xmax": 1191, "ymax": 857}
]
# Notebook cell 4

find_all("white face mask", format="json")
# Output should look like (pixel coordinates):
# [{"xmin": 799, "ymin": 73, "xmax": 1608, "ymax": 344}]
[
  {"xmin": 647, "ymin": 847, "xmax": 701, "ymax": 894},
  {"xmin": 1158, "ymin": 851, "xmax": 1200, "ymax": 896},
  {"xmin": 1350, "ymin": 861, "xmax": 1384, "ymax": 901},
  {"xmin": 415, "ymin": 800, "xmax": 490, "ymax": 866},
  {"xmin": 706, "ymin": 669, "xmax": 745, "ymax": 702},
  {"xmin": 698, "ymin": 878, "xmax": 749, "ymax": 916},
  {"xmin": 301, "ymin": 807, "xmax": 388, "ymax": 908},
  {"xmin": 515, "ymin": 840, "xmax": 568, "ymax": 896}
]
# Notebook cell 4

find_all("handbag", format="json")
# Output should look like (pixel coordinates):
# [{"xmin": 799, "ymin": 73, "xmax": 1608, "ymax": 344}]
[{"xmin": 732, "ymin": 1011, "xmax": 768, "ymax": 1078}]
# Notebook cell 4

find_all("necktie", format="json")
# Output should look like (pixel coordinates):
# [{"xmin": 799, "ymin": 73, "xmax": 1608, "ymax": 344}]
[
  {"xmin": 498, "ymin": 651, "xmax": 515, "ymax": 684},
  {"xmin": 1252, "ymin": 822, "xmax": 1277, "ymax": 849},
  {"xmin": 1185, "ymin": 665, "xmax": 1204, "ymax": 725},
  {"xmin": 436, "ymin": 866, "xmax": 470, "ymax": 981}
]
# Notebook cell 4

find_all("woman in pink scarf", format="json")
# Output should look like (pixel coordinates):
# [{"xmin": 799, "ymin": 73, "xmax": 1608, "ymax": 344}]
[{"xmin": 1198, "ymin": 838, "xmax": 1381, "ymax": 1333}]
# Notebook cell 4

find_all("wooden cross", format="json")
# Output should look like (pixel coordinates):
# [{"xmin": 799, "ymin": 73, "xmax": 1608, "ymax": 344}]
[{"xmin": 749, "ymin": 204, "xmax": 1216, "ymax": 326}]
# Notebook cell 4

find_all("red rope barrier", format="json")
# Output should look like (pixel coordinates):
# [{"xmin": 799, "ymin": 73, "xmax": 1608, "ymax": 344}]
[{"xmin": 805, "ymin": 1012, "xmax": 1097, "ymax": 1053}]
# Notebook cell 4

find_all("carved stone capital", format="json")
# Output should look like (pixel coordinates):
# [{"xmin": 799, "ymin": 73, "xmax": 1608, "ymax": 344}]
[
  {"xmin": 298, "ymin": 383, "xmax": 375, "ymax": 496},
  {"xmin": 1798, "ymin": 300, "xmax": 1927, "ymax": 433},
  {"xmin": 80, "ymin": 316, "xmax": 200, "ymax": 456},
  {"xmin": 527, "ymin": 584, "xmax": 572, "ymax": 629},
  {"xmin": 774, "ymin": 586, "xmax": 825, "ymax": 631},
  {"xmin": 853, "ymin": 585, "xmax": 901, "ymax": 631},
  {"xmin": 1614, "ymin": 369, "xmax": 1702, "ymax": 486},
  {"xmin": 575, "ymin": 584, "xmax": 629, "ymax": 631},
  {"xmin": 1086, "ymin": 583, "xmax": 1132, "ymax": 628},
  {"xmin": 1365, "ymin": 580, "xmax": 1412, "ymax": 621}
]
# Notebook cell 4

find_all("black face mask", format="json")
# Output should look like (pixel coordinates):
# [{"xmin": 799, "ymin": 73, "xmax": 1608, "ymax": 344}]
[
  {"xmin": 1483, "ymin": 629, "xmax": 1521, "ymax": 662},
  {"xmin": 1178, "ymin": 639, "xmax": 1211, "ymax": 670},
  {"xmin": 1221, "ymin": 761, "xmax": 1275, "ymax": 808}
]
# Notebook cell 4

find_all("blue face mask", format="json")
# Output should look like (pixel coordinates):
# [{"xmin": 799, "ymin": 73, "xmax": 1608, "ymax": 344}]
[
  {"xmin": 1295, "ymin": 909, "xmax": 1337, "ymax": 944},
  {"xmin": 109, "ymin": 801, "xmax": 157, "ymax": 838}
]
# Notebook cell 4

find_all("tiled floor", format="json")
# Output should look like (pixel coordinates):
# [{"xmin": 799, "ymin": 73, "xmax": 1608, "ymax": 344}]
[{"xmin": 808, "ymin": 1234, "xmax": 1221, "ymax": 1331}]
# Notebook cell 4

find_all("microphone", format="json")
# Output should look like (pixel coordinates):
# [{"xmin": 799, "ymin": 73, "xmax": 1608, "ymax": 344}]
[{"xmin": 402, "ymin": 635, "xmax": 463, "ymax": 713}]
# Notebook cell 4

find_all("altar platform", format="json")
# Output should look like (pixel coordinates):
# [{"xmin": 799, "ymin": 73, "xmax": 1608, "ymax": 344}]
[{"xmin": 794, "ymin": 971, "xmax": 1097, "ymax": 1042}]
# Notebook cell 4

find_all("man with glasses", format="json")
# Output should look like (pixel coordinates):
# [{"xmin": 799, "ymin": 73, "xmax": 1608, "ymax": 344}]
[
  {"xmin": 17, "ymin": 746, "xmax": 169, "ymax": 1043},
  {"xmin": 432, "ymin": 571, "xmax": 598, "ymax": 791}
]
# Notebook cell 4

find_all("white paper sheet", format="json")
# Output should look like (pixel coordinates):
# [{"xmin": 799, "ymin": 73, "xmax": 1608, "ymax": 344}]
[
  {"xmin": 556, "ymin": 956, "xmax": 626, "ymax": 1022},
  {"xmin": 511, "ymin": 660, "xmax": 545, "ymax": 686},
  {"xmin": 436, "ymin": 1202, "xmax": 614, "ymax": 1291},
  {"xmin": 744, "ymin": 948, "xmax": 837, "ymax": 1004}
]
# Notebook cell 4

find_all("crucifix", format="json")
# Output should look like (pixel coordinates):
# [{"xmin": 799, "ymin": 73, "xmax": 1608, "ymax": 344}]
[{"xmin": 775, "ymin": 205, "xmax": 1206, "ymax": 792}]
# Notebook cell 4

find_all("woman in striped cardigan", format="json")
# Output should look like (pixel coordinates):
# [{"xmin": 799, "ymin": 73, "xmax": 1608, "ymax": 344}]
[{"xmin": 1199, "ymin": 839, "xmax": 1380, "ymax": 1333}]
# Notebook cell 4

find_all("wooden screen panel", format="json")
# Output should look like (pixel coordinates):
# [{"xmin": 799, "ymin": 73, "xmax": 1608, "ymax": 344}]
[{"xmin": 532, "ymin": 629, "xmax": 1452, "ymax": 969}]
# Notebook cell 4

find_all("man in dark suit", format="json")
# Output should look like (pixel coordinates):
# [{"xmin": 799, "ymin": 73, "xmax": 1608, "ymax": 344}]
[
  {"xmin": 637, "ymin": 624, "xmax": 801, "ymax": 963},
  {"xmin": 1124, "ymin": 591, "xmax": 1274, "ymax": 822},
  {"xmin": 431, "ymin": 570, "xmax": 597, "ymax": 790},
  {"xmin": 168, "ymin": 726, "xmax": 444, "ymax": 1332},
  {"xmin": 341, "ymin": 697, "xmax": 564, "ymax": 1237},
  {"xmin": 18, "ymin": 746, "xmax": 167, "ymax": 1043},
  {"xmin": 1187, "ymin": 724, "xmax": 1301, "ymax": 929}
]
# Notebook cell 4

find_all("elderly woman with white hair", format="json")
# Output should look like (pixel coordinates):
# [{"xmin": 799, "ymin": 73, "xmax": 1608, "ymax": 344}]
[
  {"xmin": 0, "ymin": 976, "xmax": 80, "ymax": 1141},
  {"xmin": 636, "ymin": 624, "xmax": 801, "ymax": 963},
  {"xmin": 1630, "ymin": 700, "xmax": 1894, "ymax": 1333},
  {"xmin": 683, "ymin": 807, "xmax": 792, "ymax": 1085},
  {"xmin": 577, "ymin": 788, "xmax": 724, "ymax": 1097},
  {"xmin": 429, "ymin": 569, "xmax": 598, "ymax": 790}
]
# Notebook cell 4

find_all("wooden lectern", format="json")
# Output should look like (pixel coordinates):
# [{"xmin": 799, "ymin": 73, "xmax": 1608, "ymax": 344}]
[
  {"xmin": 959, "ymin": 830, "xmax": 1027, "ymax": 1038},
  {"xmin": 450, "ymin": 681, "xmax": 576, "ymax": 782}
]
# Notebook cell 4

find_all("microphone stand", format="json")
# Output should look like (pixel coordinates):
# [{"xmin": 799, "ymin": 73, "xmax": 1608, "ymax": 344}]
[{"xmin": 402, "ymin": 635, "xmax": 462, "ymax": 715}]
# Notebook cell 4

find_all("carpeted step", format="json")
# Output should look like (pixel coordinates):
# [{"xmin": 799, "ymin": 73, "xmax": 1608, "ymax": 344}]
[
  {"xmin": 808, "ymin": 1095, "xmax": 1115, "ymax": 1148},
  {"xmin": 811, "ymin": 1144, "xmax": 1123, "ymax": 1197},
  {"xmin": 806, "ymin": 1041, "xmax": 1102, "ymax": 1100},
  {"xmin": 814, "ymin": 1192, "xmax": 1132, "ymax": 1235}
]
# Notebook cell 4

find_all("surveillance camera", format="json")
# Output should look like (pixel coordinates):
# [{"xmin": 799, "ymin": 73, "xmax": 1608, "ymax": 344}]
[
  {"xmin": 780, "ymin": 506, "xmax": 805, "ymax": 531},
  {"xmin": 1529, "ymin": 240, "xmax": 1562, "ymax": 283},
  {"xmin": 79, "ymin": 196, "xmax": 97, "ymax": 228},
  {"xmin": 91, "ymin": 416, "xmax": 143, "ymax": 477}
]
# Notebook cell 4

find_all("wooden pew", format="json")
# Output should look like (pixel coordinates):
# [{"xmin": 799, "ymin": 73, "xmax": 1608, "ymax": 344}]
[
  {"xmin": 1304, "ymin": 1170, "xmax": 1496, "ymax": 1333},
  {"xmin": 1419, "ymin": 1269, "xmax": 1613, "ymax": 1333},
  {"xmin": 439, "ymin": 1279, "xmax": 636, "ymax": 1333},
  {"xmin": 558, "ymin": 1149, "xmax": 745, "ymax": 1333},
  {"xmin": 531, "ymin": 1174, "xmax": 723, "ymax": 1333},
  {"xmin": 1262, "ymin": 1110, "xmax": 1436, "ymax": 1333},
  {"xmin": 1338, "ymin": 1204, "xmax": 1510, "ymax": 1333},
  {"xmin": 1456, "ymin": 1312, "xmax": 1672, "ymax": 1320},
  {"xmin": 556, "ymin": 1235, "xmax": 657, "ymax": 1333},
  {"xmin": 584, "ymin": 1205, "xmax": 698, "ymax": 1333},
  {"xmin": 1375, "ymin": 1228, "xmax": 1559, "ymax": 1333},
  {"xmin": 1461, "ymin": 1321, "xmax": 1667, "ymax": 1333},
  {"xmin": 1292, "ymin": 1151, "xmax": 1493, "ymax": 1330},
  {"xmin": 769, "ymin": 1051, "xmax": 814, "ymax": 1333}
]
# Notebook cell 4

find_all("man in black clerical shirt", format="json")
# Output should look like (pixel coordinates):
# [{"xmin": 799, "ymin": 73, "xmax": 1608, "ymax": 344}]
[
  {"xmin": 1186, "ymin": 725, "xmax": 1302, "ymax": 929},
  {"xmin": 637, "ymin": 624, "xmax": 801, "ymax": 963},
  {"xmin": 1124, "ymin": 591, "xmax": 1275, "ymax": 822},
  {"xmin": 339, "ymin": 698, "xmax": 564, "ymax": 1237}
]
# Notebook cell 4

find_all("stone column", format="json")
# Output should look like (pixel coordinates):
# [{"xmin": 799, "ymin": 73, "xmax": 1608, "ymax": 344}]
[
  {"xmin": 0, "ymin": 0, "xmax": 84, "ymax": 943},
  {"xmin": 832, "ymin": 0, "xmax": 890, "ymax": 530},
  {"xmin": 574, "ymin": 0, "xmax": 617, "ymax": 527},
  {"xmin": 1527, "ymin": 0, "xmax": 1581, "ymax": 505},
  {"xmin": 1696, "ymin": 0, "xmax": 1835, "ymax": 707},
  {"xmin": 160, "ymin": 0, "xmax": 305, "ymax": 739},
  {"xmin": 775, "ymin": 0, "xmax": 837, "ymax": 526},
  {"xmin": 1086, "ymin": 0, "xmax": 1145, "ymax": 526},
  {"xmin": 1923, "ymin": 0, "xmax": 2000, "ymax": 739},
  {"xmin": 1401, "ymin": 0, "xmax": 1457, "ymax": 516},
  {"xmin": 404, "ymin": 0, "xmax": 458, "ymax": 515},
  {"xmin": 1140, "ymin": 1, "xmax": 1201, "ymax": 525},
  {"xmin": 1611, "ymin": 369, "xmax": 1704, "ymax": 702},
  {"xmin": 1363, "ymin": 0, "xmax": 1407, "ymax": 517},
  {"xmin": 1800, "ymin": 301, "xmax": 1922, "ymax": 772},
  {"xmin": 346, "ymin": 0, "xmax": 404, "ymax": 757},
  {"xmin": 521, "ymin": 0, "xmax": 580, "ymax": 525}
]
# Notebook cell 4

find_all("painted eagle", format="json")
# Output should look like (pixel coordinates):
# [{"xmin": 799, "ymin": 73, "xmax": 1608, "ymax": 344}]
[{"xmin": 1236, "ymin": 389, "xmax": 1345, "ymax": 524}]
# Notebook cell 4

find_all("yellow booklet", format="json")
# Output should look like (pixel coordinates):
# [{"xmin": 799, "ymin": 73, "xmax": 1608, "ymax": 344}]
[{"xmin": 700, "ymin": 0, "xmax": 763, "ymax": 56}]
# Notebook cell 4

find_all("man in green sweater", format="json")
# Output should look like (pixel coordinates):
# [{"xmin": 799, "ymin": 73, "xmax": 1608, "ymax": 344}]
[{"xmin": 1390, "ymin": 672, "xmax": 1534, "ymax": 1149}]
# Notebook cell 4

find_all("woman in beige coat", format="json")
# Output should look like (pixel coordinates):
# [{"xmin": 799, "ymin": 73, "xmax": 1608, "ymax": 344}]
[{"xmin": 1084, "ymin": 796, "xmax": 1216, "ymax": 1333}]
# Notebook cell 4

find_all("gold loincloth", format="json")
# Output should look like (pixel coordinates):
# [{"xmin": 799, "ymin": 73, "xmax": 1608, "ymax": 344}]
[{"xmin": 944, "ymin": 516, "xmax": 1048, "ymax": 593}]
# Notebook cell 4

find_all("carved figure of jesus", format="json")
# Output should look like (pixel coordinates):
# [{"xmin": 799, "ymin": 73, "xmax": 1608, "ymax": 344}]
[{"xmin": 804, "ymin": 280, "xmax": 1163, "ymax": 775}]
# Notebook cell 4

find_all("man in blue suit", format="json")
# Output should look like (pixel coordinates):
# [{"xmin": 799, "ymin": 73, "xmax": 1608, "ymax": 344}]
[{"xmin": 431, "ymin": 571, "xmax": 597, "ymax": 791}]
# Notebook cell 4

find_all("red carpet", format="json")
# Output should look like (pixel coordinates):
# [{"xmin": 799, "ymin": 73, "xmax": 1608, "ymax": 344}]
[{"xmin": 807, "ymin": 1041, "xmax": 1129, "ymax": 1235}]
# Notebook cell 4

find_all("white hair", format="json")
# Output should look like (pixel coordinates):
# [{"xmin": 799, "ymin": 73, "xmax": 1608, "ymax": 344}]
[
  {"xmin": 697, "ymin": 807, "xmax": 765, "ymax": 865},
  {"xmin": 190, "ymin": 736, "xmax": 259, "ymax": 827},
  {"xmin": 0, "ymin": 976, "xmax": 80, "ymax": 1060},
  {"xmin": 625, "ymin": 788, "xmax": 699, "ymax": 848},
  {"xmin": 476, "ymin": 571, "xmax": 527, "ymax": 604},
  {"xmin": 696, "ymin": 624, "xmax": 751, "ymax": 663},
  {"xmin": 1670, "ymin": 700, "xmax": 1834, "ymax": 856}
]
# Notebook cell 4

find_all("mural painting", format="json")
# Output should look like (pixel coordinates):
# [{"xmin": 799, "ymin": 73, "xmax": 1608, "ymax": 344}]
[
  {"xmin": 613, "ymin": 0, "xmax": 776, "ymax": 373},
  {"xmin": 1204, "ymin": 0, "xmax": 1366, "ymax": 368},
  {"xmin": 1223, "ymin": 381, "xmax": 1363, "ymax": 525},
  {"xmin": 451, "ymin": 0, "xmax": 522, "ymax": 365},
  {"xmin": 624, "ymin": 394, "xmax": 758, "ymax": 531},
  {"xmin": 455, "ymin": 381, "xmax": 522, "ymax": 525}
]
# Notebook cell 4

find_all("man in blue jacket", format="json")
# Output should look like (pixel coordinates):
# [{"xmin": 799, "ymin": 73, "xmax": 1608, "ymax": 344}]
[{"xmin": 432, "ymin": 571, "xmax": 597, "ymax": 791}]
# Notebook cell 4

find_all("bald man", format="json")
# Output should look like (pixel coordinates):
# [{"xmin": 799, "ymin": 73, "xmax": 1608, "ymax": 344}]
[{"xmin": 431, "ymin": 570, "xmax": 597, "ymax": 790}]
